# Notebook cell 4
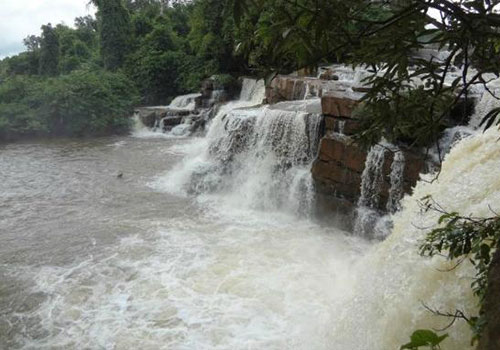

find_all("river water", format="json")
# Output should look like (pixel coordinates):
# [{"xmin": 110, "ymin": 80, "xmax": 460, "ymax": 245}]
[
  {"xmin": 0, "ymin": 135, "xmax": 367, "ymax": 349},
  {"xmin": 3, "ymin": 77, "xmax": 498, "ymax": 348}
]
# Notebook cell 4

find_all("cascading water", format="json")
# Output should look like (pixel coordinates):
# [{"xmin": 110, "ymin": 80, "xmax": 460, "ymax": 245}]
[
  {"xmin": 132, "ymin": 79, "xmax": 265, "ymax": 138},
  {"xmin": 469, "ymin": 88, "xmax": 500, "ymax": 129},
  {"xmin": 386, "ymin": 149, "xmax": 405, "ymax": 213},
  {"xmin": 353, "ymin": 144, "xmax": 388, "ymax": 237},
  {"xmin": 4, "ymin": 63, "xmax": 500, "ymax": 350},
  {"xmin": 332, "ymin": 127, "xmax": 500, "ymax": 350},
  {"xmin": 161, "ymin": 104, "xmax": 322, "ymax": 217},
  {"xmin": 169, "ymin": 93, "xmax": 201, "ymax": 111},
  {"xmin": 155, "ymin": 78, "xmax": 322, "ymax": 217}
]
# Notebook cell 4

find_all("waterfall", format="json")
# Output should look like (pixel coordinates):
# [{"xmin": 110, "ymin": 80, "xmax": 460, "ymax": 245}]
[
  {"xmin": 469, "ymin": 88, "xmax": 500, "ymax": 129},
  {"xmin": 158, "ymin": 85, "xmax": 322, "ymax": 216},
  {"xmin": 199, "ymin": 106, "xmax": 321, "ymax": 215},
  {"xmin": 386, "ymin": 149, "xmax": 405, "ymax": 213},
  {"xmin": 353, "ymin": 143, "xmax": 407, "ymax": 238},
  {"xmin": 332, "ymin": 128, "xmax": 500, "ymax": 350},
  {"xmin": 337, "ymin": 120, "xmax": 346, "ymax": 135},
  {"xmin": 169, "ymin": 93, "xmax": 201, "ymax": 110},
  {"xmin": 239, "ymin": 78, "xmax": 265, "ymax": 104},
  {"xmin": 353, "ymin": 144, "xmax": 387, "ymax": 237}
]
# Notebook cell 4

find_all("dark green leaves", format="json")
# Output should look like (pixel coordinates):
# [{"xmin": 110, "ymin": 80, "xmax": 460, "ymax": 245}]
[
  {"xmin": 419, "ymin": 197, "xmax": 500, "ymax": 341},
  {"xmin": 479, "ymin": 106, "xmax": 500, "ymax": 132},
  {"xmin": 400, "ymin": 330, "xmax": 448, "ymax": 349}
]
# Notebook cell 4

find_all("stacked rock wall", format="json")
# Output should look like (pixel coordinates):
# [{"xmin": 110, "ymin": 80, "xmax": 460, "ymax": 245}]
[{"xmin": 311, "ymin": 93, "xmax": 429, "ymax": 226}]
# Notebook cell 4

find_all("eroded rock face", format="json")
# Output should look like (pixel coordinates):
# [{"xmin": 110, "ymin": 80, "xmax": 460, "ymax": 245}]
[
  {"xmin": 311, "ymin": 90, "xmax": 432, "ymax": 227},
  {"xmin": 196, "ymin": 76, "xmax": 241, "ymax": 109},
  {"xmin": 135, "ymin": 108, "xmax": 157, "ymax": 128},
  {"xmin": 318, "ymin": 69, "xmax": 339, "ymax": 81},
  {"xmin": 321, "ymin": 92, "xmax": 361, "ymax": 118},
  {"xmin": 311, "ymin": 134, "xmax": 428, "ymax": 215},
  {"xmin": 324, "ymin": 116, "xmax": 360, "ymax": 135},
  {"xmin": 265, "ymin": 75, "xmax": 351, "ymax": 104}
]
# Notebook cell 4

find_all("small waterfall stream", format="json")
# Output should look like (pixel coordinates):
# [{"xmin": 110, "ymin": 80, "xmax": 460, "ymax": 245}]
[{"xmin": 386, "ymin": 149, "xmax": 405, "ymax": 213}]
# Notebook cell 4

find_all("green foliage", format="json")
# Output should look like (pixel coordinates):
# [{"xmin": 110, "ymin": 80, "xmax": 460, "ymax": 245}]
[
  {"xmin": 212, "ymin": 74, "xmax": 238, "ymax": 91},
  {"xmin": 4, "ymin": 52, "xmax": 39, "ymax": 76},
  {"xmin": 188, "ymin": 0, "xmax": 241, "ymax": 75},
  {"xmin": 228, "ymin": 0, "xmax": 500, "ymax": 150},
  {"xmin": 353, "ymin": 87, "xmax": 455, "ymax": 149},
  {"xmin": 227, "ymin": 0, "xmax": 391, "ymax": 73},
  {"xmin": 401, "ymin": 329, "xmax": 448, "ymax": 350},
  {"xmin": 39, "ymin": 24, "xmax": 60, "ymax": 76},
  {"xmin": 0, "ymin": 69, "xmax": 138, "ymax": 140},
  {"xmin": 93, "ymin": 0, "xmax": 133, "ymax": 70},
  {"xmin": 126, "ymin": 49, "xmax": 186, "ymax": 105},
  {"xmin": 419, "ymin": 196, "xmax": 500, "ymax": 342},
  {"xmin": 0, "ymin": 0, "xmax": 248, "ymax": 139},
  {"xmin": 55, "ymin": 23, "xmax": 97, "ymax": 74}
]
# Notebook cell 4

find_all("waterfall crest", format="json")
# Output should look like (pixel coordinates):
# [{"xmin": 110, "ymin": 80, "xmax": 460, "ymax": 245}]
[
  {"xmin": 169, "ymin": 93, "xmax": 201, "ymax": 110},
  {"xmin": 332, "ymin": 128, "xmax": 500, "ymax": 349},
  {"xmin": 156, "ymin": 84, "xmax": 321, "ymax": 217}
]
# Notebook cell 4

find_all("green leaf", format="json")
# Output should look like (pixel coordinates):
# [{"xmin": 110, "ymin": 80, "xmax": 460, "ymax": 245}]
[{"xmin": 401, "ymin": 330, "xmax": 448, "ymax": 349}]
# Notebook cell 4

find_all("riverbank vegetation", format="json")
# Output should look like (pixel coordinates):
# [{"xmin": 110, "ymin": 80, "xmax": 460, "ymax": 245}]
[{"xmin": 0, "ymin": 0, "xmax": 246, "ymax": 140}]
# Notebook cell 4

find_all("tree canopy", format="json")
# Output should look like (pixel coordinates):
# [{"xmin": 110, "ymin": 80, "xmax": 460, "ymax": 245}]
[{"xmin": 1, "ymin": 0, "xmax": 500, "ymax": 144}]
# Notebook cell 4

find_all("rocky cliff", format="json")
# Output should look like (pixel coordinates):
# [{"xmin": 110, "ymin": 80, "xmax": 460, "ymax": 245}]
[{"xmin": 265, "ymin": 67, "xmax": 436, "ymax": 231}]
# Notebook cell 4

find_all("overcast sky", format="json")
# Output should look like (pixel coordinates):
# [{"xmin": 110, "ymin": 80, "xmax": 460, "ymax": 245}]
[{"xmin": 0, "ymin": 0, "xmax": 96, "ymax": 58}]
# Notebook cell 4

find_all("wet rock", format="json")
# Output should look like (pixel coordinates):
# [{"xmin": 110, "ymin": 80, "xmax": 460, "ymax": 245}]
[
  {"xmin": 265, "ymin": 75, "xmax": 354, "ymax": 105},
  {"xmin": 312, "ymin": 134, "xmax": 430, "ymax": 214},
  {"xmin": 318, "ymin": 69, "xmax": 339, "ymax": 81},
  {"xmin": 162, "ymin": 116, "xmax": 183, "ymax": 127},
  {"xmin": 321, "ymin": 92, "xmax": 361, "ymax": 118},
  {"xmin": 352, "ymin": 86, "xmax": 371, "ymax": 93},
  {"xmin": 197, "ymin": 75, "xmax": 240, "ymax": 108},
  {"xmin": 134, "ymin": 108, "xmax": 156, "ymax": 128},
  {"xmin": 324, "ymin": 116, "xmax": 360, "ymax": 135}
]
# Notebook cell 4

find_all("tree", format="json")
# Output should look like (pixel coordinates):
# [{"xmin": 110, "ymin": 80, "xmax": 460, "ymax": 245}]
[
  {"xmin": 228, "ymin": 0, "xmax": 500, "ymax": 150},
  {"xmin": 23, "ymin": 35, "xmax": 41, "ymax": 52},
  {"xmin": 92, "ymin": 0, "xmax": 133, "ymax": 70},
  {"xmin": 38, "ymin": 24, "xmax": 60, "ymax": 76},
  {"xmin": 188, "ymin": 0, "xmax": 241, "ymax": 75}
]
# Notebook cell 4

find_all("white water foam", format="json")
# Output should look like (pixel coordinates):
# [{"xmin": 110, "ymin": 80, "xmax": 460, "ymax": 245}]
[
  {"xmin": 169, "ymin": 93, "xmax": 201, "ymax": 111},
  {"xmin": 153, "ymin": 100, "xmax": 322, "ymax": 217},
  {"xmin": 332, "ymin": 127, "xmax": 500, "ymax": 350},
  {"xmin": 131, "ymin": 114, "xmax": 178, "ymax": 139},
  {"xmin": 11, "ymin": 210, "xmax": 367, "ymax": 350}
]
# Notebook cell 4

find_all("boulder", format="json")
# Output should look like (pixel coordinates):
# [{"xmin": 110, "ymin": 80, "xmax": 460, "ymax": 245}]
[
  {"xmin": 136, "ymin": 109, "xmax": 156, "ymax": 128},
  {"xmin": 318, "ymin": 69, "xmax": 340, "ymax": 81},
  {"xmin": 321, "ymin": 92, "xmax": 361, "ymax": 117},
  {"xmin": 162, "ymin": 115, "xmax": 183, "ymax": 127},
  {"xmin": 324, "ymin": 116, "xmax": 360, "ymax": 135}
]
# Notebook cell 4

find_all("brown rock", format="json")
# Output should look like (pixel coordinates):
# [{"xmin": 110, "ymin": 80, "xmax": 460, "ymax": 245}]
[
  {"xmin": 324, "ymin": 116, "xmax": 360, "ymax": 135},
  {"xmin": 319, "ymin": 69, "xmax": 340, "ymax": 81},
  {"xmin": 321, "ymin": 93, "xmax": 360, "ymax": 117},
  {"xmin": 316, "ymin": 136, "xmax": 367, "ymax": 173},
  {"xmin": 312, "ymin": 133, "xmax": 435, "ymax": 214},
  {"xmin": 136, "ymin": 110, "xmax": 156, "ymax": 128},
  {"xmin": 352, "ymin": 86, "xmax": 371, "ymax": 93}
]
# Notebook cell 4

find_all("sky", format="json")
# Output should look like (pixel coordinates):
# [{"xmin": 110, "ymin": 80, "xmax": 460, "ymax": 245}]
[{"xmin": 0, "ymin": 0, "xmax": 96, "ymax": 58}]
